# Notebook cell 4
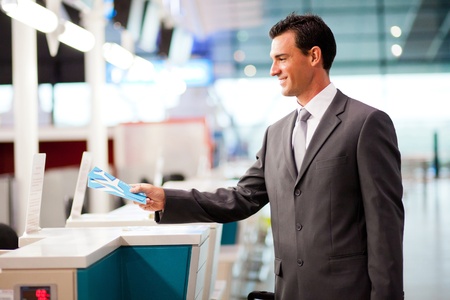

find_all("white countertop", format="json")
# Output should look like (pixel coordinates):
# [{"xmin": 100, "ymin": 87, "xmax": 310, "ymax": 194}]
[
  {"xmin": 66, "ymin": 203, "xmax": 222, "ymax": 230},
  {"xmin": 66, "ymin": 209, "xmax": 157, "ymax": 227},
  {"xmin": 0, "ymin": 225, "xmax": 209, "ymax": 270}
]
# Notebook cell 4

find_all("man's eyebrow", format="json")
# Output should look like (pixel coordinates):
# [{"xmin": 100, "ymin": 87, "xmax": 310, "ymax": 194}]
[{"xmin": 272, "ymin": 53, "xmax": 287, "ymax": 59}]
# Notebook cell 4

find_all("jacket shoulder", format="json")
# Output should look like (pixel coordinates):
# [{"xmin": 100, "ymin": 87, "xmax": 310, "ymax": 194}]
[{"xmin": 336, "ymin": 89, "xmax": 386, "ymax": 118}]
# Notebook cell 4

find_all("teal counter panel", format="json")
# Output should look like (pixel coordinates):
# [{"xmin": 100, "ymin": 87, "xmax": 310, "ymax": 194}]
[
  {"xmin": 77, "ymin": 250, "xmax": 123, "ymax": 300},
  {"xmin": 121, "ymin": 246, "xmax": 191, "ymax": 299},
  {"xmin": 221, "ymin": 222, "xmax": 238, "ymax": 245},
  {"xmin": 77, "ymin": 245, "xmax": 192, "ymax": 300}
]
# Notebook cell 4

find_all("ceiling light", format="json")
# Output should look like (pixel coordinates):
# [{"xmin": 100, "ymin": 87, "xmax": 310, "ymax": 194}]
[
  {"xmin": 58, "ymin": 20, "xmax": 95, "ymax": 52},
  {"xmin": 103, "ymin": 42, "xmax": 135, "ymax": 70},
  {"xmin": 127, "ymin": 56, "xmax": 156, "ymax": 81},
  {"xmin": 391, "ymin": 44, "xmax": 403, "ymax": 57},
  {"xmin": 390, "ymin": 26, "xmax": 402, "ymax": 38},
  {"xmin": 244, "ymin": 64, "xmax": 257, "ymax": 77},
  {"xmin": 1, "ymin": 0, "xmax": 17, "ymax": 11},
  {"xmin": 1, "ymin": 0, "xmax": 58, "ymax": 33},
  {"xmin": 156, "ymin": 69, "xmax": 187, "ymax": 96}
]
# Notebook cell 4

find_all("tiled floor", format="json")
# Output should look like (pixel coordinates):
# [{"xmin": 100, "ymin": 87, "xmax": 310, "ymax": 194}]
[
  {"xmin": 403, "ymin": 177, "xmax": 450, "ymax": 299},
  {"xmin": 228, "ymin": 175, "xmax": 450, "ymax": 299}
]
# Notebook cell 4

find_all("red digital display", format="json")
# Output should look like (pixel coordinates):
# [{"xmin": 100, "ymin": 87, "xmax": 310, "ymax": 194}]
[{"xmin": 20, "ymin": 286, "xmax": 51, "ymax": 300}]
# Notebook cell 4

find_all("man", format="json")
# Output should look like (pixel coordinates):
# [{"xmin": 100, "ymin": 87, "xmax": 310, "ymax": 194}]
[{"xmin": 131, "ymin": 13, "xmax": 404, "ymax": 299}]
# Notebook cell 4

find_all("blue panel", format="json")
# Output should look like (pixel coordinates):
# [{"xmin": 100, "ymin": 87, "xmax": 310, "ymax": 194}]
[
  {"xmin": 121, "ymin": 246, "xmax": 191, "ymax": 300},
  {"xmin": 221, "ymin": 222, "xmax": 238, "ymax": 245},
  {"xmin": 77, "ymin": 245, "xmax": 192, "ymax": 300},
  {"xmin": 77, "ymin": 250, "xmax": 123, "ymax": 300}
]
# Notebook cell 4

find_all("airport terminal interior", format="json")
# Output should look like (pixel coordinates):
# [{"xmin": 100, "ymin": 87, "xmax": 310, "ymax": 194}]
[{"xmin": 0, "ymin": 0, "xmax": 449, "ymax": 299}]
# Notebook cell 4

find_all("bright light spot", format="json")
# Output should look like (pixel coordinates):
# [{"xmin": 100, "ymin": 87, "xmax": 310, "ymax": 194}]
[
  {"xmin": 0, "ymin": 85, "xmax": 13, "ymax": 114},
  {"xmin": 390, "ymin": 26, "xmax": 402, "ymax": 38},
  {"xmin": 110, "ymin": 68, "xmax": 124, "ymax": 83},
  {"xmin": 156, "ymin": 69, "xmax": 187, "ymax": 96},
  {"xmin": 244, "ymin": 65, "xmax": 257, "ymax": 77},
  {"xmin": 1, "ymin": 0, "xmax": 18, "ymax": 13},
  {"xmin": 2, "ymin": 0, "xmax": 58, "ymax": 33},
  {"xmin": 58, "ymin": 21, "xmax": 95, "ymax": 52},
  {"xmin": 103, "ymin": 43, "xmax": 134, "ymax": 70},
  {"xmin": 127, "ymin": 57, "xmax": 156, "ymax": 81},
  {"xmin": 39, "ymin": 84, "xmax": 53, "ymax": 113},
  {"xmin": 391, "ymin": 44, "xmax": 403, "ymax": 57}
]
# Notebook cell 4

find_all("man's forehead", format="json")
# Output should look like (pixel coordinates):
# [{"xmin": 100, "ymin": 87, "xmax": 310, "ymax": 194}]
[{"xmin": 270, "ymin": 33, "xmax": 296, "ymax": 57}]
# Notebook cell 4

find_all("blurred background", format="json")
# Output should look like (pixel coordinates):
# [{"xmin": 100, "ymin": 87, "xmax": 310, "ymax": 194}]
[
  {"xmin": 0, "ymin": 0, "xmax": 449, "ymax": 299},
  {"xmin": 1, "ymin": 0, "xmax": 449, "ymax": 168}
]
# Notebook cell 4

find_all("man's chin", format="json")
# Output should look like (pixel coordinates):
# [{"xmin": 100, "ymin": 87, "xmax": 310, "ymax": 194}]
[
  {"xmin": 280, "ymin": 88, "xmax": 289, "ymax": 96},
  {"xmin": 280, "ymin": 89, "xmax": 294, "ymax": 97}
]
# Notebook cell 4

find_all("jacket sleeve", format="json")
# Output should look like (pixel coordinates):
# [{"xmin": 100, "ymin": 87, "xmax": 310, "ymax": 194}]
[
  {"xmin": 156, "ymin": 130, "xmax": 271, "ymax": 224},
  {"xmin": 357, "ymin": 110, "xmax": 404, "ymax": 299}
]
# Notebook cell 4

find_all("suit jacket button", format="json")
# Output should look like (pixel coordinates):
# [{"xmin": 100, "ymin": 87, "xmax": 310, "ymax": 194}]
[
  {"xmin": 296, "ymin": 223, "xmax": 303, "ymax": 231},
  {"xmin": 294, "ymin": 189, "xmax": 301, "ymax": 196},
  {"xmin": 297, "ymin": 259, "xmax": 304, "ymax": 267}
]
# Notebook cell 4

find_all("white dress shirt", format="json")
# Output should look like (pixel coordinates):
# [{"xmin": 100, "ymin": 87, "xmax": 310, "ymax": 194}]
[{"xmin": 292, "ymin": 82, "xmax": 337, "ymax": 149}]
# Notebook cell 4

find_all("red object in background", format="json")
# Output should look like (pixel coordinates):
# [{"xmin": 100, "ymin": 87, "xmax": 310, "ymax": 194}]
[
  {"xmin": 20, "ymin": 286, "xmax": 52, "ymax": 300},
  {"xmin": 35, "ymin": 288, "xmax": 50, "ymax": 300},
  {"xmin": 0, "ymin": 140, "xmax": 114, "ymax": 175},
  {"xmin": 0, "ymin": 142, "xmax": 13, "ymax": 174}
]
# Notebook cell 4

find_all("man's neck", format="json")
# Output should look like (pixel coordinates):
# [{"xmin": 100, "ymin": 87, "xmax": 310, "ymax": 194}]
[{"xmin": 297, "ymin": 77, "xmax": 331, "ymax": 106}]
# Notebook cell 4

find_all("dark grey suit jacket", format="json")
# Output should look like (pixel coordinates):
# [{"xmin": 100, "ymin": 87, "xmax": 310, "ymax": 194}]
[{"xmin": 159, "ymin": 90, "xmax": 404, "ymax": 300}]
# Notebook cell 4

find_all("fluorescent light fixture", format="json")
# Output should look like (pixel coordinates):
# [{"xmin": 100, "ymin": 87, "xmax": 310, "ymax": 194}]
[
  {"xmin": 139, "ymin": 0, "xmax": 161, "ymax": 52},
  {"xmin": 168, "ymin": 27, "xmax": 194, "ymax": 65},
  {"xmin": 156, "ymin": 69, "xmax": 187, "ymax": 96},
  {"xmin": 1, "ymin": 0, "xmax": 17, "ymax": 11},
  {"xmin": 58, "ymin": 20, "xmax": 95, "ymax": 52},
  {"xmin": 103, "ymin": 42, "xmax": 134, "ymax": 70},
  {"xmin": 126, "ymin": 56, "xmax": 156, "ymax": 81},
  {"xmin": 1, "ymin": 0, "xmax": 58, "ymax": 33}
]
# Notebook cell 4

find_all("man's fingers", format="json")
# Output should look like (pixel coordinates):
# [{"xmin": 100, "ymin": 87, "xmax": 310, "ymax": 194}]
[{"xmin": 130, "ymin": 184, "xmax": 142, "ymax": 193}]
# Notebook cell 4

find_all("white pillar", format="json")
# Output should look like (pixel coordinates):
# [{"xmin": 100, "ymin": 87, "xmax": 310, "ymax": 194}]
[
  {"xmin": 12, "ymin": 20, "xmax": 39, "ymax": 235},
  {"xmin": 83, "ymin": 0, "xmax": 111, "ymax": 213}
]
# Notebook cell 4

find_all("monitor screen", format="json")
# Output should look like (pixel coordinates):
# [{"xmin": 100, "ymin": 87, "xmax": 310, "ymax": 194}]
[{"xmin": 20, "ymin": 286, "xmax": 52, "ymax": 300}]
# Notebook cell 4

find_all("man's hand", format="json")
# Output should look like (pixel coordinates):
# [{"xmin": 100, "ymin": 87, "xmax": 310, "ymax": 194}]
[{"xmin": 130, "ymin": 184, "xmax": 166, "ymax": 212}]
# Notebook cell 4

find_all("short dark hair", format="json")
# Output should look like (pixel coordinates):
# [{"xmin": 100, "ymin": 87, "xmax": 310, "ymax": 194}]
[{"xmin": 269, "ymin": 13, "xmax": 337, "ymax": 71}]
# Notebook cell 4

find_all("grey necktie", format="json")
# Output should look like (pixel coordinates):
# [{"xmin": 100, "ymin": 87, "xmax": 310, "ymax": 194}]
[{"xmin": 294, "ymin": 108, "xmax": 311, "ymax": 171}]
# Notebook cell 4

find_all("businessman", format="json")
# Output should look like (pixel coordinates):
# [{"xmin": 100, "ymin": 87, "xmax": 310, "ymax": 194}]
[{"xmin": 132, "ymin": 13, "xmax": 404, "ymax": 300}]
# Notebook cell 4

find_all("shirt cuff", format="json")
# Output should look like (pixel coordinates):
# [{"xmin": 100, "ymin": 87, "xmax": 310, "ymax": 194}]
[{"xmin": 154, "ymin": 210, "xmax": 164, "ymax": 223}]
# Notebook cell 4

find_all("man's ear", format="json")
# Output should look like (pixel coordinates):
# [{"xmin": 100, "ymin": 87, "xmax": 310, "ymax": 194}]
[{"xmin": 310, "ymin": 46, "xmax": 322, "ymax": 66}]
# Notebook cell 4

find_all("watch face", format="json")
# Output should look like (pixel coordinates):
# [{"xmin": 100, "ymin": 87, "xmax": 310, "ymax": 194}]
[{"xmin": 20, "ymin": 286, "xmax": 51, "ymax": 300}]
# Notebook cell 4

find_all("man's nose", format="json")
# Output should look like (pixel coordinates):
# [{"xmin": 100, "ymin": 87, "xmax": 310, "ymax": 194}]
[{"xmin": 270, "ymin": 63, "xmax": 279, "ymax": 76}]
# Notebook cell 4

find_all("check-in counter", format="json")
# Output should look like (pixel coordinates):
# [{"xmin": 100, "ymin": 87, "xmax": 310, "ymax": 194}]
[
  {"xmin": 65, "ymin": 204, "xmax": 223, "ymax": 300},
  {"xmin": 0, "ymin": 225, "xmax": 209, "ymax": 300}
]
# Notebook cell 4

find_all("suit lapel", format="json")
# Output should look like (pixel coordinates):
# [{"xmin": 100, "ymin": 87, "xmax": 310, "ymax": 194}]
[
  {"xmin": 296, "ymin": 90, "xmax": 348, "ymax": 182},
  {"xmin": 283, "ymin": 110, "xmax": 299, "ymax": 181}
]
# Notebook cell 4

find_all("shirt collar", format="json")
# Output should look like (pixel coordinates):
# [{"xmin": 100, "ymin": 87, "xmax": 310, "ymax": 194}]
[{"xmin": 297, "ymin": 82, "xmax": 337, "ymax": 120}]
